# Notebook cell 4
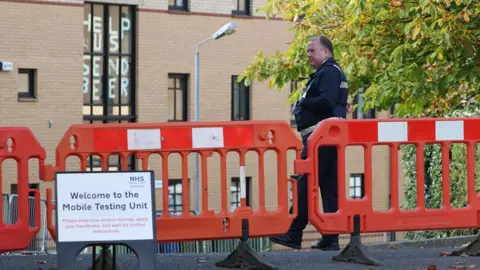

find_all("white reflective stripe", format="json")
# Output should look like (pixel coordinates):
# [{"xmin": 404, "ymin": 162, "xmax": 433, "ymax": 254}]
[
  {"xmin": 332, "ymin": 64, "xmax": 342, "ymax": 72},
  {"xmin": 192, "ymin": 127, "xmax": 225, "ymax": 148},
  {"xmin": 302, "ymin": 79, "xmax": 315, "ymax": 97},
  {"xmin": 300, "ymin": 122, "xmax": 320, "ymax": 137},
  {"xmin": 331, "ymin": 64, "xmax": 348, "ymax": 89},
  {"xmin": 378, "ymin": 122, "xmax": 408, "ymax": 142},
  {"xmin": 435, "ymin": 121, "xmax": 464, "ymax": 141},
  {"xmin": 127, "ymin": 129, "xmax": 161, "ymax": 150},
  {"xmin": 240, "ymin": 166, "xmax": 246, "ymax": 199}
]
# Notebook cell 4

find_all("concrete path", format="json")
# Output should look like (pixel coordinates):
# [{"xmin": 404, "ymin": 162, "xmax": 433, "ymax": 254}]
[{"xmin": 3, "ymin": 244, "xmax": 479, "ymax": 270}]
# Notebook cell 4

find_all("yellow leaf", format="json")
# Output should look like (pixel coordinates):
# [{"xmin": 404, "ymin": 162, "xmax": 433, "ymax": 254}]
[
  {"xmin": 455, "ymin": 0, "xmax": 462, "ymax": 5},
  {"xmin": 268, "ymin": 80, "xmax": 275, "ymax": 88},
  {"xmin": 390, "ymin": 0, "xmax": 402, "ymax": 7},
  {"xmin": 412, "ymin": 25, "xmax": 421, "ymax": 39},
  {"xmin": 441, "ymin": 6, "xmax": 447, "ymax": 20},
  {"xmin": 463, "ymin": 10, "xmax": 470, "ymax": 22},
  {"xmin": 437, "ymin": 51, "xmax": 443, "ymax": 60}
]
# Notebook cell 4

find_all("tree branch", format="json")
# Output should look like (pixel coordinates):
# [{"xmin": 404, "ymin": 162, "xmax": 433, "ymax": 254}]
[{"xmin": 450, "ymin": 90, "xmax": 480, "ymax": 111}]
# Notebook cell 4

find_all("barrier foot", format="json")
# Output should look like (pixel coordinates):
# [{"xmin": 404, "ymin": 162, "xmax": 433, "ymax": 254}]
[
  {"xmin": 332, "ymin": 215, "xmax": 380, "ymax": 266},
  {"xmin": 215, "ymin": 219, "xmax": 278, "ymax": 270},
  {"xmin": 451, "ymin": 233, "xmax": 480, "ymax": 256},
  {"xmin": 92, "ymin": 245, "xmax": 115, "ymax": 270}
]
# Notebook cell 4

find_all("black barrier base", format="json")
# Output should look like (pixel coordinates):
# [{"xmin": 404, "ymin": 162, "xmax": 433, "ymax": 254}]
[
  {"xmin": 451, "ymin": 233, "xmax": 480, "ymax": 256},
  {"xmin": 91, "ymin": 245, "xmax": 115, "ymax": 270},
  {"xmin": 332, "ymin": 215, "xmax": 380, "ymax": 266},
  {"xmin": 215, "ymin": 219, "xmax": 278, "ymax": 270},
  {"xmin": 57, "ymin": 241, "xmax": 156, "ymax": 270}
]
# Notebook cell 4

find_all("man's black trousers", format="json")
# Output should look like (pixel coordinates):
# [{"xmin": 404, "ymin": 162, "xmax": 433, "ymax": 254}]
[{"xmin": 287, "ymin": 132, "xmax": 339, "ymax": 243}]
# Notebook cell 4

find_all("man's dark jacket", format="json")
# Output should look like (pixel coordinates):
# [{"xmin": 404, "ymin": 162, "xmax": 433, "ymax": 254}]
[{"xmin": 293, "ymin": 58, "xmax": 349, "ymax": 132}]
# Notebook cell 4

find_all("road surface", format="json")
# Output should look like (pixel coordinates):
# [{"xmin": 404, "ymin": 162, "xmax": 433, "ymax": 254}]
[{"xmin": 2, "ymin": 246, "xmax": 478, "ymax": 269}]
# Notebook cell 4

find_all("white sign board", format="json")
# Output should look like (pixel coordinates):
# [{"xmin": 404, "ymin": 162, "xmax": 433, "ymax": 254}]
[{"xmin": 55, "ymin": 171, "xmax": 155, "ymax": 243}]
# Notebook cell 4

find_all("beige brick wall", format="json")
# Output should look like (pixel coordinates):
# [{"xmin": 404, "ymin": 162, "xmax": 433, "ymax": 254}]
[{"xmin": 0, "ymin": 1, "xmax": 83, "ymax": 196}]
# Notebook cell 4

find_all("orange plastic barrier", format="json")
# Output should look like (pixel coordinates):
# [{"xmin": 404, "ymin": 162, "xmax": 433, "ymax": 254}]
[
  {"xmin": 44, "ymin": 121, "xmax": 301, "ymax": 243},
  {"xmin": 295, "ymin": 117, "xmax": 480, "ymax": 235},
  {"xmin": 0, "ymin": 127, "xmax": 44, "ymax": 252}
]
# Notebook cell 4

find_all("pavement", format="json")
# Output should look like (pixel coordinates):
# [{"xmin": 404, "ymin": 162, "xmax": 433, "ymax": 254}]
[{"xmin": 2, "ymin": 237, "xmax": 480, "ymax": 270}]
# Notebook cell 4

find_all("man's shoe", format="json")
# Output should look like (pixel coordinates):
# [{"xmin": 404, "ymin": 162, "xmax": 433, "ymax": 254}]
[
  {"xmin": 311, "ymin": 238, "xmax": 340, "ymax": 251},
  {"xmin": 269, "ymin": 235, "xmax": 301, "ymax": 250}
]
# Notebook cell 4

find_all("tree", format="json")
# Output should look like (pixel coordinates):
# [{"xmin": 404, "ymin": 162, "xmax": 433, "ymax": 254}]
[
  {"xmin": 240, "ymin": 0, "xmax": 480, "ymax": 118},
  {"xmin": 241, "ymin": 0, "xmax": 480, "ymax": 240}
]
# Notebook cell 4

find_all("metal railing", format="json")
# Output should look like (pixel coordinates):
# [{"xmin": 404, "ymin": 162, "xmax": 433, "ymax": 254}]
[{"xmin": 3, "ymin": 194, "xmax": 48, "ymax": 254}]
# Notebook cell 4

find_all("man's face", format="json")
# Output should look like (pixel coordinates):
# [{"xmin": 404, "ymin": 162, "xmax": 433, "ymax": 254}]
[{"xmin": 307, "ymin": 40, "xmax": 328, "ymax": 69}]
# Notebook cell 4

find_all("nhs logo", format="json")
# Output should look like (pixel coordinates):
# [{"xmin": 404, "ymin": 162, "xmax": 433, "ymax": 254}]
[{"xmin": 129, "ymin": 175, "xmax": 145, "ymax": 187}]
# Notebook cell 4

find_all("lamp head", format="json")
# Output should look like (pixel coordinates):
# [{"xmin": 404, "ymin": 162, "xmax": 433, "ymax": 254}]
[{"xmin": 211, "ymin": 22, "xmax": 238, "ymax": 40}]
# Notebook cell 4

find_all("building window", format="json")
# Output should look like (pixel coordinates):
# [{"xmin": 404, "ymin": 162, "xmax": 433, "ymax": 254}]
[
  {"xmin": 232, "ymin": 0, "xmax": 250, "ymax": 15},
  {"xmin": 389, "ymin": 104, "xmax": 399, "ymax": 117},
  {"xmin": 168, "ymin": 179, "xmax": 183, "ymax": 213},
  {"xmin": 10, "ymin": 183, "xmax": 39, "ymax": 196},
  {"xmin": 231, "ymin": 75, "xmax": 250, "ymax": 121},
  {"xmin": 349, "ymin": 174, "xmax": 364, "ymax": 199},
  {"xmin": 168, "ymin": 73, "xmax": 188, "ymax": 122},
  {"xmin": 17, "ymin": 69, "xmax": 36, "ymax": 100},
  {"xmin": 84, "ymin": 155, "xmax": 134, "ymax": 172},
  {"xmin": 230, "ymin": 177, "xmax": 251, "ymax": 212},
  {"xmin": 83, "ymin": 3, "xmax": 136, "ymax": 171},
  {"xmin": 168, "ymin": 0, "xmax": 188, "ymax": 11},
  {"xmin": 352, "ymin": 88, "xmax": 375, "ymax": 119},
  {"xmin": 83, "ymin": 3, "xmax": 136, "ymax": 124}
]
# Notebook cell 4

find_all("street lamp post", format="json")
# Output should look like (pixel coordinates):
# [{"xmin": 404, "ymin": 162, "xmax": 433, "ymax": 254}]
[{"xmin": 193, "ymin": 22, "xmax": 238, "ymax": 213}]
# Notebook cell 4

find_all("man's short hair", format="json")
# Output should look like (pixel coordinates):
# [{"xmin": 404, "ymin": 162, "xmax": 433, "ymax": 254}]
[{"xmin": 310, "ymin": 35, "xmax": 334, "ymax": 58}]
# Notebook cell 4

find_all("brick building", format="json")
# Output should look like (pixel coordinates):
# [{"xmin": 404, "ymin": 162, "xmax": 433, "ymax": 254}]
[{"xmin": 0, "ymin": 0, "xmax": 404, "ymax": 251}]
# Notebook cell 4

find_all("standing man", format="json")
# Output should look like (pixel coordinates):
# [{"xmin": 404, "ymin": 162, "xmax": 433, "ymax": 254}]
[{"xmin": 269, "ymin": 35, "xmax": 349, "ymax": 251}]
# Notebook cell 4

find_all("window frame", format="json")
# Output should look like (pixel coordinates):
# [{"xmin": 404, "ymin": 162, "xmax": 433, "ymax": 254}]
[
  {"xmin": 168, "ymin": 179, "xmax": 185, "ymax": 214},
  {"xmin": 168, "ymin": 0, "xmax": 188, "ymax": 11},
  {"xmin": 167, "ymin": 73, "xmax": 189, "ymax": 122},
  {"xmin": 232, "ymin": 0, "xmax": 250, "ymax": 16},
  {"xmin": 230, "ymin": 177, "xmax": 251, "ymax": 211},
  {"xmin": 85, "ymin": 153, "xmax": 136, "ymax": 172},
  {"xmin": 17, "ymin": 68, "xmax": 37, "ymax": 100},
  {"xmin": 83, "ymin": 3, "xmax": 137, "ymax": 171},
  {"xmin": 83, "ymin": 3, "xmax": 137, "ymax": 124},
  {"xmin": 349, "ymin": 173, "xmax": 365, "ymax": 199},
  {"xmin": 231, "ymin": 75, "xmax": 251, "ymax": 121}
]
